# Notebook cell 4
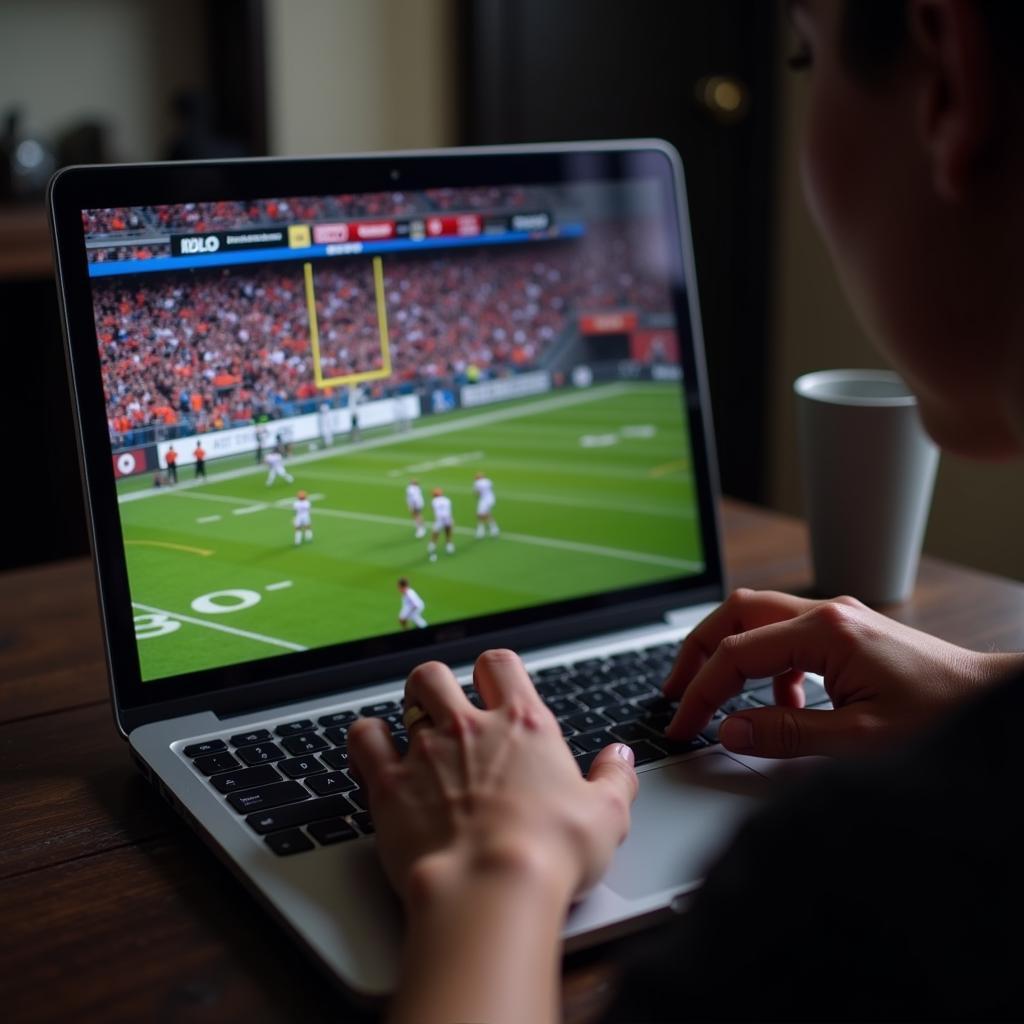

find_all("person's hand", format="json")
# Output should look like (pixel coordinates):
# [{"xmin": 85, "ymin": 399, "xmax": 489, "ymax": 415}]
[
  {"xmin": 663, "ymin": 589, "xmax": 1023, "ymax": 758},
  {"xmin": 348, "ymin": 648, "xmax": 638, "ymax": 907}
]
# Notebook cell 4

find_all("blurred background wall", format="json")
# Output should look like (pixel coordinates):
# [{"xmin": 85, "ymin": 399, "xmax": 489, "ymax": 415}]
[{"xmin": 0, "ymin": 0, "xmax": 1020, "ymax": 581}]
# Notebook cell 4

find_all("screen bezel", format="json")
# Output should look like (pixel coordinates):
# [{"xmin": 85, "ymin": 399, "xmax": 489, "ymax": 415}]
[{"xmin": 49, "ymin": 141, "xmax": 725, "ymax": 734}]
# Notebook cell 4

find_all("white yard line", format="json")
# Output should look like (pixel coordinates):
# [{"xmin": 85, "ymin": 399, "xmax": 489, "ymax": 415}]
[
  {"xmin": 132, "ymin": 601, "xmax": 308, "ymax": 652},
  {"xmin": 117, "ymin": 384, "xmax": 635, "ymax": 504},
  {"xmin": 196, "ymin": 515, "xmax": 221, "ymax": 523},
  {"xmin": 170, "ymin": 489, "xmax": 702, "ymax": 572},
  {"xmin": 387, "ymin": 451, "xmax": 484, "ymax": 477},
  {"xmin": 232, "ymin": 504, "xmax": 269, "ymax": 516},
  {"xmin": 265, "ymin": 581, "xmax": 293, "ymax": 591}
]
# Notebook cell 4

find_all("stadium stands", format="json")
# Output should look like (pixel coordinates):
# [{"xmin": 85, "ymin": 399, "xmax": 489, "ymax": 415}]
[{"xmin": 94, "ymin": 225, "xmax": 671, "ymax": 449}]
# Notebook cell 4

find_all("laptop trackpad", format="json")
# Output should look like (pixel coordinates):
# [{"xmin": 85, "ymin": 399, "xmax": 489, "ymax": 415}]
[{"xmin": 604, "ymin": 753, "xmax": 772, "ymax": 900}]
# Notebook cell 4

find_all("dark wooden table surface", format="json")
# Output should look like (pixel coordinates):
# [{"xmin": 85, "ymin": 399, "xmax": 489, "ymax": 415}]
[{"xmin": 3, "ymin": 498, "xmax": 1024, "ymax": 1023}]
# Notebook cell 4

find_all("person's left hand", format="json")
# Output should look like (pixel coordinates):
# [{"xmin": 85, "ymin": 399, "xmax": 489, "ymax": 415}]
[{"xmin": 347, "ymin": 648, "xmax": 639, "ymax": 907}]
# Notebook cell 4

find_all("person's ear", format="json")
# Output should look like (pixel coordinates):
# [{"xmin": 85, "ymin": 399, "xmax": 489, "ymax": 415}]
[{"xmin": 908, "ymin": 0, "xmax": 995, "ymax": 201}]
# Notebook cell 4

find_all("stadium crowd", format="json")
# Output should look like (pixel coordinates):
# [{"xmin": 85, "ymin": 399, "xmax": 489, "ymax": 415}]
[
  {"xmin": 95, "ymin": 224, "xmax": 671, "ymax": 449},
  {"xmin": 83, "ymin": 187, "xmax": 534, "ymax": 241}
]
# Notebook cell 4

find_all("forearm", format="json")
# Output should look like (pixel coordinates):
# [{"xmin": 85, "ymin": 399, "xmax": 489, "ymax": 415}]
[{"xmin": 388, "ymin": 856, "xmax": 571, "ymax": 1024}]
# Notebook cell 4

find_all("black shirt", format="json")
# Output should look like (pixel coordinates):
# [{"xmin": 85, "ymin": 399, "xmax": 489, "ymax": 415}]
[{"xmin": 606, "ymin": 672, "xmax": 1024, "ymax": 1021}]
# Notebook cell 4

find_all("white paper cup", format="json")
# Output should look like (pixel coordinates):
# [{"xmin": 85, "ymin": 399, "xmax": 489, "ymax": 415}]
[{"xmin": 795, "ymin": 369, "xmax": 939, "ymax": 605}]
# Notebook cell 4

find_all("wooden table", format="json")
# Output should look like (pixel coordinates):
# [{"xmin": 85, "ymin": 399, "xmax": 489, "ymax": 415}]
[{"xmin": 3, "ymin": 499, "xmax": 1023, "ymax": 1022}]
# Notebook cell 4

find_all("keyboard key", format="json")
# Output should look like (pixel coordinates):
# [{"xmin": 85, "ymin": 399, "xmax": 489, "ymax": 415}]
[
  {"xmin": 351, "ymin": 811, "xmax": 375, "ymax": 835},
  {"xmin": 464, "ymin": 690, "xmax": 484, "ymax": 709},
  {"xmin": 193, "ymin": 751, "xmax": 241, "ymax": 775},
  {"xmin": 635, "ymin": 694, "xmax": 673, "ymax": 714},
  {"xmin": 265, "ymin": 829, "xmax": 314, "ymax": 856},
  {"xmin": 274, "ymin": 719, "xmax": 316, "ymax": 737},
  {"xmin": 360, "ymin": 700, "xmax": 399, "ymax": 717},
  {"xmin": 545, "ymin": 697, "xmax": 582, "ymax": 718},
  {"xmin": 574, "ymin": 658, "xmax": 610, "ymax": 675},
  {"xmin": 184, "ymin": 739, "xmax": 227, "ymax": 758},
  {"xmin": 318, "ymin": 710, "xmax": 358, "ymax": 728},
  {"xmin": 277, "ymin": 755, "xmax": 326, "ymax": 779},
  {"xmin": 610, "ymin": 679, "xmax": 655, "ymax": 701},
  {"xmin": 227, "ymin": 781, "xmax": 309, "ymax": 814},
  {"xmin": 536, "ymin": 680, "xmax": 578, "ymax": 701},
  {"xmin": 392, "ymin": 732, "xmax": 409, "ymax": 754},
  {"xmin": 607, "ymin": 651, "xmax": 645, "ymax": 668},
  {"xmin": 610, "ymin": 721, "xmax": 658, "ymax": 743},
  {"xmin": 581, "ymin": 685, "xmax": 624, "ymax": 707},
  {"xmin": 323, "ymin": 726, "xmax": 351, "ymax": 746},
  {"xmin": 245, "ymin": 794, "xmax": 356, "ymax": 834},
  {"xmin": 347, "ymin": 788, "xmax": 371, "ymax": 811},
  {"xmin": 571, "ymin": 729, "xmax": 616, "ymax": 754},
  {"xmin": 307, "ymin": 817, "xmax": 359, "ymax": 845},
  {"xmin": 306, "ymin": 772, "xmax": 357, "ymax": 796},
  {"xmin": 229, "ymin": 729, "xmax": 273, "ymax": 747},
  {"xmin": 565, "ymin": 711, "xmax": 610, "ymax": 733},
  {"xmin": 602, "ymin": 702, "xmax": 642, "ymax": 724},
  {"xmin": 380, "ymin": 712, "xmax": 405, "ymax": 731},
  {"xmin": 574, "ymin": 751, "xmax": 598, "ymax": 774},
  {"xmin": 321, "ymin": 747, "xmax": 350, "ymax": 771},
  {"xmin": 630, "ymin": 740, "xmax": 668, "ymax": 766},
  {"xmin": 282, "ymin": 733, "xmax": 329, "ymax": 756},
  {"xmin": 236, "ymin": 742, "xmax": 286, "ymax": 766},
  {"xmin": 643, "ymin": 710, "xmax": 674, "ymax": 732},
  {"xmin": 659, "ymin": 735, "xmax": 707, "ymax": 756},
  {"xmin": 210, "ymin": 763, "xmax": 282, "ymax": 793},
  {"xmin": 533, "ymin": 666, "xmax": 575, "ymax": 681}
]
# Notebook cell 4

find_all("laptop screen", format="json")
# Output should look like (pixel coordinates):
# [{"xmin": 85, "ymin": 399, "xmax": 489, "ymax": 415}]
[{"xmin": 56, "ymin": 147, "xmax": 721, "ymax": 711}]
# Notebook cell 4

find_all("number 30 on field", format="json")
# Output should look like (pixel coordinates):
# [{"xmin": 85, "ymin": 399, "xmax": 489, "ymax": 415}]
[{"xmin": 134, "ymin": 588, "xmax": 263, "ymax": 639}]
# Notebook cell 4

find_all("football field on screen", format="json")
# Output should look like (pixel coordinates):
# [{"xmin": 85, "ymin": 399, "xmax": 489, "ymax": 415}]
[{"xmin": 117, "ymin": 382, "xmax": 704, "ymax": 681}]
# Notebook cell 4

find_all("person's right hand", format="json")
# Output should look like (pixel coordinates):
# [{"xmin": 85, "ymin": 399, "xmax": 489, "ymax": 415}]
[{"xmin": 662, "ymin": 589, "xmax": 1024, "ymax": 758}]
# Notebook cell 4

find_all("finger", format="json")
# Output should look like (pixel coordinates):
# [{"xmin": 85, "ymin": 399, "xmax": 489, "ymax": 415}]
[
  {"xmin": 473, "ymin": 648, "xmax": 544, "ymax": 711},
  {"xmin": 666, "ymin": 606, "xmax": 841, "ymax": 738},
  {"xmin": 718, "ymin": 705, "xmax": 869, "ymax": 759},
  {"xmin": 662, "ymin": 589, "xmax": 819, "ymax": 700},
  {"xmin": 404, "ymin": 660, "xmax": 474, "ymax": 728},
  {"xmin": 586, "ymin": 742, "xmax": 639, "ymax": 842},
  {"xmin": 773, "ymin": 668, "xmax": 806, "ymax": 708},
  {"xmin": 348, "ymin": 716, "xmax": 400, "ymax": 789}
]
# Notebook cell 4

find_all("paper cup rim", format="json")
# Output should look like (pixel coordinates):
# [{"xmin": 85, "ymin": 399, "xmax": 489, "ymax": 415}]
[{"xmin": 794, "ymin": 369, "xmax": 917, "ymax": 407}]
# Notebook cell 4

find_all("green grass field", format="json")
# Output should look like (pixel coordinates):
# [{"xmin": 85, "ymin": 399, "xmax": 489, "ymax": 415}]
[{"xmin": 117, "ymin": 382, "xmax": 704, "ymax": 681}]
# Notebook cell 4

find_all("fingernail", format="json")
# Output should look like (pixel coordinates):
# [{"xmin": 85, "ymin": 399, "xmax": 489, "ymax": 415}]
[
  {"xmin": 720, "ymin": 716, "xmax": 754, "ymax": 753},
  {"xmin": 616, "ymin": 743, "xmax": 635, "ymax": 765}
]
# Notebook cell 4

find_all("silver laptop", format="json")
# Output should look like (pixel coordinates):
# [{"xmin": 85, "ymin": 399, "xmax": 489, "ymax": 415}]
[{"xmin": 49, "ymin": 141, "xmax": 829, "ymax": 998}]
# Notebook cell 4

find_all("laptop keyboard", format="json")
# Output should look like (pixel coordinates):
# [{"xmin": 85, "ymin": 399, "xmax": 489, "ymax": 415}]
[{"xmin": 178, "ymin": 642, "xmax": 831, "ymax": 856}]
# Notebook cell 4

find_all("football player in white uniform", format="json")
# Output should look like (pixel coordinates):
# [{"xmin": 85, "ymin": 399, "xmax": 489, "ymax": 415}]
[
  {"xmin": 292, "ymin": 490, "xmax": 312, "ymax": 545},
  {"xmin": 397, "ymin": 577, "xmax": 427, "ymax": 629},
  {"xmin": 427, "ymin": 487, "xmax": 455, "ymax": 562},
  {"xmin": 406, "ymin": 478, "xmax": 426, "ymax": 539},
  {"xmin": 265, "ymin": 448, "xmax": 294, "ymax": 485},
  {"xmin": 473, "ymin": 471, "xmax": 500, "ymax": 538}
]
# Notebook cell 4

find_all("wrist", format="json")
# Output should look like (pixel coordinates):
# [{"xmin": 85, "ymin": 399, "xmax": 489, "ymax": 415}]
[
  {"xmin": 974, "ymin": 650, "xmax": 1024, "ymax": 687},
  {"xmin": 404, "ymin": 839, "xmax": 577, "ymax": 920}
]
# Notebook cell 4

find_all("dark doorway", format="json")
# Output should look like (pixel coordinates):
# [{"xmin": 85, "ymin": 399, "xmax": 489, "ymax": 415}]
[{"xmin": 456, "ymin": 0, "xmax": 779, "ymax": 503}]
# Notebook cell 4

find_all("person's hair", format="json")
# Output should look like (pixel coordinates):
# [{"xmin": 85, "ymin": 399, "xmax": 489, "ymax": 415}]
[
  {"xmin": 840, "ymin": 1, "xmax": 1024, "ymax": 83},
  {"xmin": 398, "ymin": 577, "xmax": 408, "ymax": 587}
]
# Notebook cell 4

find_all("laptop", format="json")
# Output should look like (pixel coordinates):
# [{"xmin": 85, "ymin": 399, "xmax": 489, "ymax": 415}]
[{"xmin": 49, "ymin": 141, "xmax": 831, "ymax": 999}]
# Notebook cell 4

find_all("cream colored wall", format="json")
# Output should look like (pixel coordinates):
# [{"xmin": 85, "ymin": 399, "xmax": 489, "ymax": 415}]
[
  {"xmin": 770, "ymin": 69, "xmax": 1024, "ymax": 582},
  {"xmin": 264, "ymin": 0, "xmax": 456, "ymax": 156}
]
